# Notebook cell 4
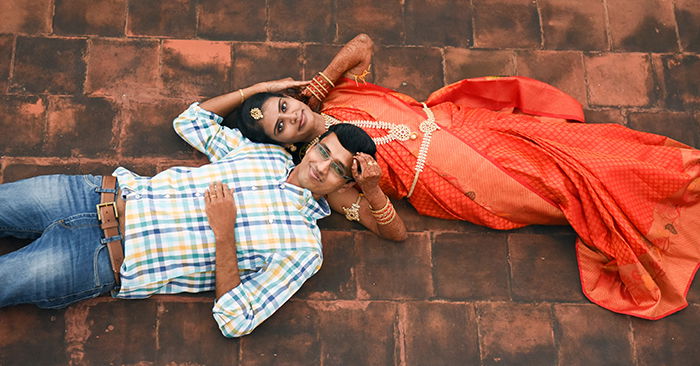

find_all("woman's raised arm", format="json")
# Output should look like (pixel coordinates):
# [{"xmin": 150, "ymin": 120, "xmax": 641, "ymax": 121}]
[
  {"xmin": 201, "ymin": 78, "xmax": 310, "ymax": 117},
  {"xmin": 302, "ymin": 34, "xmax": 374, "ymax": 110}
]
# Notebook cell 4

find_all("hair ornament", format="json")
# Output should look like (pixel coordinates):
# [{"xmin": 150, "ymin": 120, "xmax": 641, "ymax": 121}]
[{"xmin": 250, "ymin": 107, "xmax": 264, "ymax": 120}]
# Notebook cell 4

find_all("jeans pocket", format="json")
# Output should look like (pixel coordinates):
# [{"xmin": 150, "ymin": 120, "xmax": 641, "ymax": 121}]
[{"xmin": 82, "ymin": 174, "xmax": 102, "ymax": 190}]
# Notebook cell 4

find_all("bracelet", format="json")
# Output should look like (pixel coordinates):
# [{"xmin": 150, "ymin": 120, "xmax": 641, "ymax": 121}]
[
  {"xmin": 238, "ymin": 89, "xmax": 246, "ymax": 102},
  {"xmin": 370, "ymin": 195, "xmax": 396, "ymax": 225},
  {"xmin": 318, "ymin": 72, "xmax": 335, "ymax": 87},
  {"xmin": 342, "ymin": 193, "xmax": 363, "ymax": 222}
]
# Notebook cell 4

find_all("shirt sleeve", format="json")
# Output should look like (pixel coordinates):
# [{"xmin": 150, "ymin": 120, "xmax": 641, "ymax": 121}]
[
  {"xmin": 173, "ymin": 102, "xmax": 246, "ymax": 163},
  {"xmin": 212, "ymin": 250, "xmax": 322, "ymax": 338}
]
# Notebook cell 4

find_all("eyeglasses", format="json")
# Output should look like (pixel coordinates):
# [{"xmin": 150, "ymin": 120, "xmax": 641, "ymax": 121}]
[{"xmin": 315, "ymin": 143, "xmax": 354, "ymax": 181}]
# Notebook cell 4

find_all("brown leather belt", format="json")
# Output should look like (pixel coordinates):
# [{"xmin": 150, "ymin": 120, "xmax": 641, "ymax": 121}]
[{"xmin": 97, "ymin": 176, "xmax": 124, "ymax": 285}]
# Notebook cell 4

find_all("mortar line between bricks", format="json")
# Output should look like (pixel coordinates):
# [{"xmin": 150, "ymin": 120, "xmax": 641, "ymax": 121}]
[
  {"xmin": 549, "ymin": 304, "xmax": 562, "ymax": 366},
  {"xmin": 535, "ymin": 0, "xmax": 544, "ymax": 49},
  {"xmin": 602, "ymin": 0, "xmax": 613, "ymax": 51},
  {"xmin": 670, "ymin": 0, "xmax": 684, "ymax": 52},
  {"xmin": 626, "ymin": 315, "xmax": 640, "ymax": 366}
]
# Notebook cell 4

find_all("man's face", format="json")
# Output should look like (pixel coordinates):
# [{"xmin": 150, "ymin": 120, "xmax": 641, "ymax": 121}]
[{"xmin": 293, "ymin": 132, "xmax": 354, "ymax": 197}]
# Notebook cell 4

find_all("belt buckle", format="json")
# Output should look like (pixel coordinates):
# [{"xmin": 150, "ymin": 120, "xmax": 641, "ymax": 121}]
[{"xmin": 96, "ymin": 201, "xmax": 119, "ymax": 221}]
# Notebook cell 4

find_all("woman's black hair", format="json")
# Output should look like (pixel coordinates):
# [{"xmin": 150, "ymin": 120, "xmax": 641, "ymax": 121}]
[
  {"xmin": 221, "ymin": 92, "xmax": 283, "ymax": 145},
  {"xmin": 320, "ymin": 123, "xmax": 377, "ymax": 159}
]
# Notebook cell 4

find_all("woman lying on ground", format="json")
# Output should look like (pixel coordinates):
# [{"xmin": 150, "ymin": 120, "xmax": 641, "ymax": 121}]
[{"xmin": 216, "ymin": 34, "xmax": 700, "ymax": 321}]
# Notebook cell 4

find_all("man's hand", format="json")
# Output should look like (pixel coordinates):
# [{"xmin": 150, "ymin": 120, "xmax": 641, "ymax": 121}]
[
  {"xmin": 258, "ymin": 77, "xmax": 310, "ymax": 94},
  {"xmin": 204, "ymin": 181, "xmax": 236, "ymax": 241},
  {"xmin": 351, "ymin": 153, "xmax": 382, "ymax": 193}
]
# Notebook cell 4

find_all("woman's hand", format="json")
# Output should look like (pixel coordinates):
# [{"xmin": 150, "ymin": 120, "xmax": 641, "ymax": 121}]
[
  {"xmin": 351, "ymin": 153, "xmax": 382, "ymax": 192},
  {"xmin": 204, "ymin": 181, "xmax": 236, "ymax": 241},
  {"xmin": 258, "ymin": 77, "xmax": 310, "ymax": 94}
]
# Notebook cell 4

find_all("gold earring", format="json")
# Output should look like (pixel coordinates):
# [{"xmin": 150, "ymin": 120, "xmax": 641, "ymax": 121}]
[{"xmin": 286, "ymin": 144, "xmax": 297, "ymax": 152}]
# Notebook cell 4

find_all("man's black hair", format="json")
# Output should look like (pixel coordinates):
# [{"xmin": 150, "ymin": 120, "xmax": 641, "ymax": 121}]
[{"xmin": 320, "ymin": 123, "xmax": 376, "ymax": 159}]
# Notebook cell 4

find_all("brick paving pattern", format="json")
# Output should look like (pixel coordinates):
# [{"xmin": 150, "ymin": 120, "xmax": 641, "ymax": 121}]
[{"xmin": 1, "ymin": 0, "xmax": 699, "ymax": 365}]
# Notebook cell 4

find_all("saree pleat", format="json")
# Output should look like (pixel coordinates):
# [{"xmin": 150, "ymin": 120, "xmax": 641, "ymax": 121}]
[{"xmin": 321, "ymin": 76, "xmax": 700, "ymax": 319}]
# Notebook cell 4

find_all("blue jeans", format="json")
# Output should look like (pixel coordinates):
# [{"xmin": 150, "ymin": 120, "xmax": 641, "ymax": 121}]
[{"xmin": 0, "ymin": 175, "xmax": 117, "ymax": 308}]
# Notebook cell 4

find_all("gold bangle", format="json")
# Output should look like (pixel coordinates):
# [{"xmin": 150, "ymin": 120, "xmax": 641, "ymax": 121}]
[
  {"xmin": 369, "ymin": 195, "xmax": 390, "ymax": 214},
  {"xmin": 375, "ymin": 205, "xmax": 396, "ymax": 225},
  {"xmin": 306, "ymin": 85, "xmax": 324, "ymax": 102},
  {"xmin": 318, "ymin": 72, "xmax": 335, "ymax": 87},
  {"xmin": 312, "ymin": 77, "xmax": 329, "ymax": 94},
  {"xmin": 238, "ymin": 89, "xmax": 246, "ymax": 102}
]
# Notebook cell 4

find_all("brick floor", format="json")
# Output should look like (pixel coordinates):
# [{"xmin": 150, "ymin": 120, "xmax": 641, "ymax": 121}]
[{"xmin": 1, "ymin": 1, "xmax": 699, "ymax": 365}]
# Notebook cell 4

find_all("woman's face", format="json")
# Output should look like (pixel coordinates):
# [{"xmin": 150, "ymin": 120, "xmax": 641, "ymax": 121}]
[{"xmin": 259, "ymin": 96, "xmax": 320, "ymax": 144}]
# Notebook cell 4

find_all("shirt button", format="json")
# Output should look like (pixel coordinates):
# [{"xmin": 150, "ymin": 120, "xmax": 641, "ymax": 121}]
[
  {"xmin": 251, "ymin": 186, "xmax": 257, "ymax": 191},
  {"xmin": 279, "ymin": 183, "xmax": 286, "ymax": 189},
  {"xmin": 164, "ymin": 194, "xmax": 171, "ymax": 198},
  {"xmin": 196, "ymin": 193, "xmax": 203, "ymax": 197},
  {"xmin": 268, "ymin": 218, "xmax": 274, "ymax": 224},
  {"xmin": 135, "ymin": 194, "xmax": 142, "ymax": 199}
]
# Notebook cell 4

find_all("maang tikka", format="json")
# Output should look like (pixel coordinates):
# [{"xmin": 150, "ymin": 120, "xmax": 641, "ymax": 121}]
[{"xmin": 250, "ymin": 108, "xmax": 263, "ymax": 120}]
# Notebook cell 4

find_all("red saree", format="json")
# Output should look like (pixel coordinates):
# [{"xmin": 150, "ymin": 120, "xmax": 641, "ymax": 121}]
[{"xmin": 322, "ymin": 76, "xmax": 700, "ymax": 320}]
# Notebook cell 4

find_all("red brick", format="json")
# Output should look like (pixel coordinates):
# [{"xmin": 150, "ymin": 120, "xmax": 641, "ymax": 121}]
[
  {"xmin": 632, "ymin": 304, "xmax": 700, "ymax": 366},
  {"xmin": 394, "ymin": 199, "xmax": 484, "ymax": 233},
  {"xmin": 0, "ymin": 96, "xmax": 46, "ymax": 156},
  {"xmin": 318, "ymin": 211, "xmax": 361, "ymax": 231},
  {"xmin": 317, "ymin": 301, "xmax": 397, "ymax": 365},
  {"xmin": 675, "ymin": 0, "xmax": 700, "ymax": 52},
  {"xmin": 54, "ymin": 0, "xmax": 127, "ymax": 36},
  {"xmin": 516, "ymin": 50, "xmax": 587, "ymax": 106},
  {"xmin": 121, "ymin": 99, "xmax": 195, "ymax": 157},
  {"xmin": 242, "ymin": 300, "xmax": 319, "ymax": 365},
  {"xmin": 127, "ymin": 0, "xmax": 196, "ymax": 37},
  {"xmin": 296, "ymin": 231, "xmax": 357, "ymax": 300},
  {"xmin": 659, "ymin": 54, "xmax": 700, "ymax": 110},
  {"xmin": 86, "ymin": 38, "xmax": 160, "ymax": 96},
  {"xmin": 11, "ymin": 37, "xmax": 86, "ymax": 95},
  {"xmin": 0, "ymin": 306, "xmax": 66, "ymax": 366},
  {"xmin": 607, "ymin": 0, "xmax": 678, "ymax": 52},
  {"xmin": 233, "ymin": 43, "xmax": 303, "ymax": 88},
  {"xmin": 0, "ymin": 0, "xmax": 52, "ymax": 34},
  {"xmin": 2, "ymin": 163, "xmax": 83, "ymax": 183},
  {"xmin": 477, "ymin": 303, "xmax": 556, "ymax": 366},
  {"xmin": 162, "ymin": 40, "xmax": 232, "ymax": 98},
  {"xmin": 355, "ymin": 232, "xmax": 433, "ymax": 299},
  {"xmin": 374, "ymin": 46, "xmax": 443, "ymax": 101},
  {"xmin": 336, "ymin": 0, "xmax": 403, "ymax": 45},
  {"xmin": 444, "ymin": 48, "xmax": 516, "ymax": 84},
  {"xmin": 197, "ymin": 0, "xmax": 266, "ymax": 41},
  {"xmin": 688, "ymin": 275, "xmax": 700, "ymax": 304},
  {"xmin": 405, "ymin": 0, "xmax": 472, "ymax": 47},
  {"xmin": 539, "ymin": 0, "xmax": 608, "ymax": 50},
  {"xmin": 554, "ymin": 304, "xmax": 633, "ymax": 366},
  {"xmin": 158, "ymin": 301, "xmax": 238, "ymax": 365},
  {"xmin": 473, "ymin": 0, "xmax": 541, "ymax": 48},
  {"xmin": 432, "ymin": 232, "xmax": 510, "ymax": 300},
  {"xmin": 46, "ymin": 96, "xmax": 117, "ymax": 157},
  {"xmin": 508, "ymin": 233, "xmax": 587, "ymax": 302},
  {"xmin": 303, "ymin": 44, "xmax": 344, "ymax": 80},
  {"xmin": 0, "ymin": 35, "xmax": 13, "ymax": 92},
  {"xmin": 83, "ymin": 301, "xmax": 158, "ymax": 365},
  {"xmin": 584, "ymin": 108, "xmax": 627, "ymax": 125},
  {"xmin": 269, "ymin": 0, "xmax": 334, "ymax": 42},
  {"xmin": 404, "ymin": 303, "xmax": 479, "ymax": 366},
  {"xmin": 628, "ymin": 111, "xmax": 700, "ymax": 147},
  {"xmin": 585, "ymin": 53, "xmax": 654, "ymax": 107}
]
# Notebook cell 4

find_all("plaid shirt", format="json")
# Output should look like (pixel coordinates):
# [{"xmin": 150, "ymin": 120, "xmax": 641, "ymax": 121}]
[{"xmin": 113, "ymin": 103, "xmax": 330, "ymax": 337}]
